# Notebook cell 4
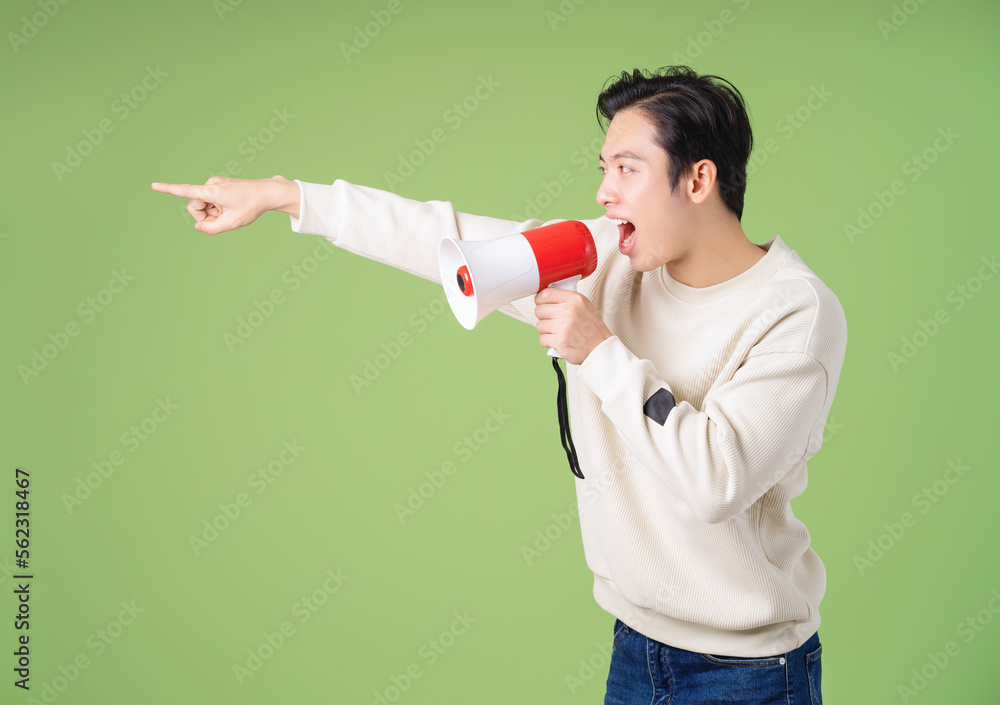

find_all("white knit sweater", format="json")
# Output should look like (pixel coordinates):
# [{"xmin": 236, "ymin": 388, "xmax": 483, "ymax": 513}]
[{"xmin": 288, "ymin": 179, "xmax": 847, "ymax": 657}]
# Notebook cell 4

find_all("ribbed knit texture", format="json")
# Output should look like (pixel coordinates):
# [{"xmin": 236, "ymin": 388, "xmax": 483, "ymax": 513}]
[{"xmin": 289, "ymin": 179, "xmax": 848, "ymax": 657}]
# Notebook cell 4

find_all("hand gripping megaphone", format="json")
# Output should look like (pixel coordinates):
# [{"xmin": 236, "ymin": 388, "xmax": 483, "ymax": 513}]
[{"xmin": 437, "ymin": 220, "xmax": 598, "ymax": 479}]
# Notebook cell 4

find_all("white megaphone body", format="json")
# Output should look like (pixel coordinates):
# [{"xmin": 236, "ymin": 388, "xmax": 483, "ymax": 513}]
[{"xmin": 438, "ymin": 220, "xmax": 598, "ymax": 358}]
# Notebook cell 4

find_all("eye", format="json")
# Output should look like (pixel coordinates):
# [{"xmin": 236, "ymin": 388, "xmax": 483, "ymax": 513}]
[{"xmin": 598, "ymin": 165, "xmax": 633, "ymax": 175}]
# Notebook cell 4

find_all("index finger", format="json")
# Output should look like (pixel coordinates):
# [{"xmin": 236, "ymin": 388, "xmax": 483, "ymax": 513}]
[
  {"xmin": 150, "ymin": 182, "xmax": 210, "ymax": 199},
  {"xmin": 534, "ymin": 287, "xmax": 572, "ymax": 304}
]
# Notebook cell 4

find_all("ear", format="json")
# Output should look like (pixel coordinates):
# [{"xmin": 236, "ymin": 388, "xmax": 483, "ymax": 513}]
[{"xmin": 686, "ymin": 159, "xmax": 718, "ymax": 205}]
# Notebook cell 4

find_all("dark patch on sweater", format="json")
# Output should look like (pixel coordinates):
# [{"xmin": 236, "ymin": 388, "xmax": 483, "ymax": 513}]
[{"xmin": 643, "ymin": 388, "xmax": 676, "ymax": 426}]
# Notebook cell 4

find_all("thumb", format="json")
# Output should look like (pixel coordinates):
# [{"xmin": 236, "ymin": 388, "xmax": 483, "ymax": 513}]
[
  {"xmin": 197, "ymin": 219, "xmax": 222, "ymax": 236},
  {"xmin": 195, "ymin": 219, "xmax": 219, "ymax": 235},
  {"xmin": 199, "ymin": 212, "xmax": 242, "ymax": 236}
]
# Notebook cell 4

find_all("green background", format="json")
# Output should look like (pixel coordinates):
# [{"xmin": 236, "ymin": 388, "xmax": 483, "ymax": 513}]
[{"xmin": 2, "ymin": 0, "xmax": 998, "ymax": 702}]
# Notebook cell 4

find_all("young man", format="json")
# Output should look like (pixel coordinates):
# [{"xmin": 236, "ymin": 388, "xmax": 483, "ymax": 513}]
[{"xmin": 152, "ymin": 65, "xmax": 845, "ymax": 704}]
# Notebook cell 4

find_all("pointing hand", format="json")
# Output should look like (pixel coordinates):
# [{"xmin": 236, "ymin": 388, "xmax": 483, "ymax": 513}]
[{"xmin": 151, "ymin": 175, "xmax": 295, "ymax": 235}]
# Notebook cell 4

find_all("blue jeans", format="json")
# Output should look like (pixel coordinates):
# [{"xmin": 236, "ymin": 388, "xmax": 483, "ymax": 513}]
[{"xmin": 604, "ymin": 618, "xmax": 823, "ymax": 704}]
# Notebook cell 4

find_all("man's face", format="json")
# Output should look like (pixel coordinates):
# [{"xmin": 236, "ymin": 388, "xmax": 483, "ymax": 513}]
[{"xmin": 596, "ymin": 108, "xmax": 694, "ymax": 273}]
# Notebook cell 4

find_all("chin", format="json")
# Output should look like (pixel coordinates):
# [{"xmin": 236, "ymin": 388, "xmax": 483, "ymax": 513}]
[{"xmin": 625, "ymin": 255, "xmax": 655, "ymax": 273}]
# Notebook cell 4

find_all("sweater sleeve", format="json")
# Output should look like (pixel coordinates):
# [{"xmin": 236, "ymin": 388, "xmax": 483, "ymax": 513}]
[
  {"xmin": 287, "ymin": 179, "xmax": 544, "ymax": 326},
  {"xmin": 575, "ymin": 335, "xmax": 831, "ymax": 524}
]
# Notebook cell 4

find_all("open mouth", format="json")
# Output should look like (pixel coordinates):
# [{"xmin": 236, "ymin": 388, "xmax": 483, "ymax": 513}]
[{"xmin": 610, "ymin": 218, "xmax": 636, "ymax": 252}]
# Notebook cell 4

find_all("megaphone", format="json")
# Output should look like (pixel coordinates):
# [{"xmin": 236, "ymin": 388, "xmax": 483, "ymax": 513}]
[
  {"xmin": 438, "ymin": 220, "xmax": 598, "ymax": 481},
  {"xmin": 437, "ymin": 220, "xmax": 598, "ymax": 358}
]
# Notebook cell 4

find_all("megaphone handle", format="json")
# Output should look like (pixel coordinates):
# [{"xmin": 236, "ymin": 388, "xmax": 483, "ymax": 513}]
[
  {"xmin": 545, "ymin": 275, "xmax": 582, "ymax": 359},
  {"xmin": 539, "ymin": 274, "xmax": 586, "ymax": 479}
]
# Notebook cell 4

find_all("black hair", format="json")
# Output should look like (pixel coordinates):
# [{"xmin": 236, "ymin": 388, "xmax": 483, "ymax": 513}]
[{"xmin": 596, "ymin": 66, "xmax": 753, "ymax": 221}]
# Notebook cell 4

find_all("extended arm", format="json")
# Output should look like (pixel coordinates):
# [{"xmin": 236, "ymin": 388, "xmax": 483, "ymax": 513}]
[{"xmin": 151, "ymin": 175, "xmax": 604, "ymax": 328}]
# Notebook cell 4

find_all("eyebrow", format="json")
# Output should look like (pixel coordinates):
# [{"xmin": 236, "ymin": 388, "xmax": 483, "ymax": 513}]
[{"xmin": 599, "ymin": 150, "xmax": 645, "ymax": 163}]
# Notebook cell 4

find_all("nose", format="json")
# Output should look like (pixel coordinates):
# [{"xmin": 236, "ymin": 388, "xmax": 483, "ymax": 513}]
[{"xmin": 596, "ymin": 175, "xmax": 617, "ymax": 209}]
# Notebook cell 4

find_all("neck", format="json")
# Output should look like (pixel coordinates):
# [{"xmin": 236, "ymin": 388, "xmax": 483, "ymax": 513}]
[{"xmin": 665, "ymin": 213, "xmax": 765, "ymax": 288}]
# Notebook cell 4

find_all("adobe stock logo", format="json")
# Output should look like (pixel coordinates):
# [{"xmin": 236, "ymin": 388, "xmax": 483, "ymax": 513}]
[
  {"xmin": 18, "ymin": 599, "xmax": 145, "ymax": 701},
  {"xmin": 62, "ymin": 398, "xmax": 179, "ymax": 514},
  {"xmin": 18, "ymin": 269, "xmax": 136, "ymax": 386},
  {"xmin": 669, "ymin": 0, "xmax": 752, "ymax": 64},
  {"xmin": 188, "ymin": 440, "xmax": 306, "ymax": 556},
  {"xmin": 340, "ymin": 0, "xmax": 408, "ymax": 63},
  {"xmin": 232, "ymin": 568, "xmax": 350, "ymax": 685},
  {"xmin": 896, "ymin": 587, "xmax": 1000, "ymax": 704},
  {"xmin": 746, "ymin": 85, "xmax": 832, "ymax": 179},
  {"xmin": 886, "ymin": 255, "xmax": 997, "ymax": 373},
  {"xmin": 507, "ymin": 134, "xmax": 605, "ymax": 223},
  {"xmin": 844, "ymin": 127, "xmax": 960, "ymax": 244},
  {"xmin": 564, "ymin": 639, "xmax": 613, "ymax": 694},
  {"xmin": 349, "ymin": 292, "xmax": 450, "ymax": 396},
  {"xmin": 393, "ymin": 407, "xmax": 511, "ymax": 523},
  {"xmin": 853, "ymin": 458, "xmax": 970, "ymax": 576},
  {"xmin": 214, "ymin": 0, "xmax": 245, "ymax": 21},
  {"xmin": 878, "ymin": 0, "xmax": 931, "ymax": 40},
  {"xmin": 52, "ymin": 65, "xmax": 169, "ymax": 182},
  {"xmin": 383, "ymin": 75, "xmax": 502, "ymax": 190},
  {"xmin": 7, "ymin": 0, "xmax": 71, "ymax": 54},
  {"xmin": 371, "ymin": 610, "xmax": 477, "ymax": 704},
  {"xmin": 519, "ymin": 502, "xmax": 579, "ymax": 566}
]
